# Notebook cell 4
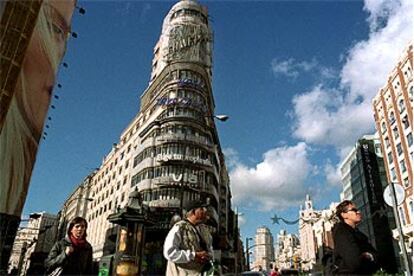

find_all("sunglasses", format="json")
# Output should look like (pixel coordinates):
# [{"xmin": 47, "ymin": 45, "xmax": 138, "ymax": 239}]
[{"xmin": 345, "ymin": 208, "xmax": 360, "ymax": 213}]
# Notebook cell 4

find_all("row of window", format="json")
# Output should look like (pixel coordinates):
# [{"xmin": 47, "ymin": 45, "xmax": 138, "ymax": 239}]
[
  {"xmin": 131, "ymin": 165, "xmax": 217, "ymax": 188},
  {"xmin": 390, "ymin": 160, "xmax": 409, "ymax": 181},
  {"xmin": 93, "ymin": 144, "xmax": 132, "ymax": 185},
  {"xmin": 158, "ymin": 106, "xmax": 205, "ymax": 122},
  {"xmin": 88, "ymin": 192, "xmax": 127, "ymax": 222},
  {"xmin": 151, "ymin": 69, "xmax": 207, "ymax": 101},
  {"xmin": 147, "ymin": 124, "xmax": 212, "ymax": 144},
  {"xmin": 133, "ymin": 143, "xmax": 213, "ymax": 167},
  {"xmin": 141, "ymin": 189, "xmax": 201, "ymax": 204},
  {"xmin": 382, "ymin": 114, "xmax": 410, "ymax": 134},
  {"xmin": 171, "ymin": 8, "xmax": 208, "ymax": 24}
]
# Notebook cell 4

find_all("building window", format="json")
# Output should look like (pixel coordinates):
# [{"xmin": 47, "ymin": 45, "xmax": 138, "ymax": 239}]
[
  {"xmin": 389, "ymin": 112, "xmax": 396, "ymax": 125},
  {"xmin": 381, "ymin": 122, "xmax": 387, "ymax": 134},
  {"xmin": 407, "ymin": 133, "xmax": 413, "ymax": 147},
  {"xmin": 403, "ymin": 177, "xmax": 410, "ymax": 187},
  {"xmin": 393, "ymin": 127, "xmax": 399, "ymax": 140},
  {"xmin": 385, "ymin": 137, "xmax": 390, "ymax": 147},
  {"xmin": 391, "ymin": 167, "xmax": 396, "ymax": 180},
  {"xmin": 399, "ymin": 207, "xmax": 406, "ymax": 225},
  {"xmin": 388, "ymin": 152, "xmax": 393, "ymax": 164},
  {"xmin": 402, "ymin": 115, "xmax": 409, "ymax": 129},
  {"xmin": 397, "ymin": 143, "xmax": 403, "ymax": 156},
  {"xmin": 399, "ymin": 99, "xmax": 406, "ymax": 113},
  {"xmin": 400, "ymin": 160, "xmax": 407, "ymax": 173}
]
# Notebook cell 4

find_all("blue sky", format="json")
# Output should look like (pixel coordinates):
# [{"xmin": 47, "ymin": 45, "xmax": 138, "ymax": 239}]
[{"xmin": 23, "ymin": 0, "xmax": 412, "ymax": 244}]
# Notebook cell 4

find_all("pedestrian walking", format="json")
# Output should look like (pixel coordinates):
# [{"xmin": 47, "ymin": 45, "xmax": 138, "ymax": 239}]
[
  {"xmin": 163, "ymin": 199, "xmax": 214, "ymax": 276},
  {"xmin": 45, "ymin": 217, "xmax": 93, "ymax": 275},
  {"xmin": 332, "ymin": 200, "xmax": 379, "ymax": 275}
]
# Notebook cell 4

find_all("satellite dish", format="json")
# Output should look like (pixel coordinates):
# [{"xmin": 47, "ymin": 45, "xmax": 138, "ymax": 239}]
[{"xmin": 383, "ymin": 184, "xmax": 405, "ymax": 207}]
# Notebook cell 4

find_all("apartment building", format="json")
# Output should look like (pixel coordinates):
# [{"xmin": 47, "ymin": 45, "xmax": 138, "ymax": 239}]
[{"xmin": 372, "ymin": 43, "xmax": 413, "ymax": 258}]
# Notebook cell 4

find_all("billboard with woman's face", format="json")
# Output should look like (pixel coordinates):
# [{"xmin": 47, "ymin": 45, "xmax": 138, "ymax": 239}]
[
  {"xmin": 0, "ymin": 0, "xmax": 75, "ymax": 217},
  {"xmin": 0, "ymin": 1, "xmax": 75, "ymax": 271}
]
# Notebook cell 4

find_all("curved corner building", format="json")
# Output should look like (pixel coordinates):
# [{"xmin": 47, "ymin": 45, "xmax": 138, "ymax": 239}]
[
  {"xmin": 82, "ymin": 0, "xmax": 238, "ymax": 274},
  {"xmin": 139, "ymin": 0, "xmax": 217, "ymax": 222}
]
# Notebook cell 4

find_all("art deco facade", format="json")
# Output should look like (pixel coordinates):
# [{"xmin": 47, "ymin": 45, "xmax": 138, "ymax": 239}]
[
  {"xmin": 253, "ymin": 226, "xmax": 274, "ymax": 271},
  {"xmin": 63, "ymin": 0, "xmax": 237, "ymax": 273},
  {"xmin": 340, "ymin": 135, "xmax": 399, "ymax": 272},
  {"xmin": 372, "ymin": 43, "xmax": 413, "ymax": 257}
]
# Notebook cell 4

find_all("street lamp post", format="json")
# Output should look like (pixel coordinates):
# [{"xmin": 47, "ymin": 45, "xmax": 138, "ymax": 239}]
[{"xmin": 388, "ymin": 182, "xmax": 412, "ymax": 276}]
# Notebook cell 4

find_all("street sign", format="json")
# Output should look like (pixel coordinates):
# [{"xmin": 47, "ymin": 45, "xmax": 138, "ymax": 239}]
[{"xmin": 383, "ymin": 184, "xmax": 405, "ymax": 207}]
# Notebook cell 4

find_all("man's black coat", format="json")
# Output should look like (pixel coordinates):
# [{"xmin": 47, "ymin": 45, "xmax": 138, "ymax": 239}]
[{"xmin": 333, "ymin": 221, "xmax": 379, "ymax": 275}]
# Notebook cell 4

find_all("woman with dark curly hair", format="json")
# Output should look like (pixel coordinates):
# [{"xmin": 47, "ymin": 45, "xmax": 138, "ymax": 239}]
[
  {"xmin": 45, "ymin": 217, "xmax": 93, "ymax": 275},
  {"xmin": 332, "ymin": 200, "xmax": 379, "ymax": 275}
]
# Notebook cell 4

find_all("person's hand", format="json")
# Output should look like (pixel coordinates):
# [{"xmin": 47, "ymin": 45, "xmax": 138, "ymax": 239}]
[
  {"xmin": 65, "ymin": 246, "xmax": 74, "ymax": 256},
  {"xmin": 195, "ymin": 251, "xmax": 210, "ymax": 263}
]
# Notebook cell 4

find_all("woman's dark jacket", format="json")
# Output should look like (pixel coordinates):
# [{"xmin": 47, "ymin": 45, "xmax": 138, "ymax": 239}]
[
  {"xmin": 44, "ymin": 236, "xmax": 93, "ymax": 275},
  {"xmin": 333, "ymin": 221, "xmax": 379, "ymax": 275}
]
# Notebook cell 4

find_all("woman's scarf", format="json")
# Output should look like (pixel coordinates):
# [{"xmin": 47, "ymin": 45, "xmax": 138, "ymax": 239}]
[{"xmin": 69, "ymin": 234, "xmax": 87, "ymax": 249}]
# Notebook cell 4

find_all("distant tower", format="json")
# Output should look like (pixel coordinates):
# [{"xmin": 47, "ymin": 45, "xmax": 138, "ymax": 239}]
[
  {"xmin": 298, "ymin": 195, "xmax": 317, "ymax": 271},
  {"xmin": 254, "ymin": 226, "xmax": 275, "ymax": 271}
]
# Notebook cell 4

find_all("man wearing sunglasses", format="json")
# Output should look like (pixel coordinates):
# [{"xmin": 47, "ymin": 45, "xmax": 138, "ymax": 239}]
[{"xmin": 332, "ymin": 200, "xmax": 380, "ymax": 275}]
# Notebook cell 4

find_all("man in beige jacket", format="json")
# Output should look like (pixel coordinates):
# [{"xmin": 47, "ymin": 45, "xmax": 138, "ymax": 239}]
[{"xmin": 163, "ymin": 200, "xmax": 214, "ymax": 276}]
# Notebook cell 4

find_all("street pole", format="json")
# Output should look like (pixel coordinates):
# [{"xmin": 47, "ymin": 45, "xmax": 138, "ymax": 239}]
[
  {"xmin": 389, "ymin": 182, "xmax": 412, "ymax": 276},
  {"xmin": 245, "ymin": 238, "xmax": 250, "ymax": 271}
]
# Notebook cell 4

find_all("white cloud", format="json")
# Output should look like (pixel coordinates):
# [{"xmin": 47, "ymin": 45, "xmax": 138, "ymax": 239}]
[
  {"xmin": 271, "ymin": 58, "xmax": 318, "ymax": 79},
  {"xmin": 291, "ymin": 0, "xmax": 413, "ymax": 155},
  {"xmin": 292, "ymin": 86, "xmax": 373, "ymax": 154},
  {"xmin": 229, "ymin": 143, "xmax": 311, "ymax": 211},
  {"xmin": 238, "ymin": 215, "xmax": 246, "ymax": 226},
  {"xmin": 324, "ymin": 161, "xmax": 342, "ymax": 187},
  {"xmin": 223, "ymin": 147, "xmax": 241, "ymax": 169}
]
